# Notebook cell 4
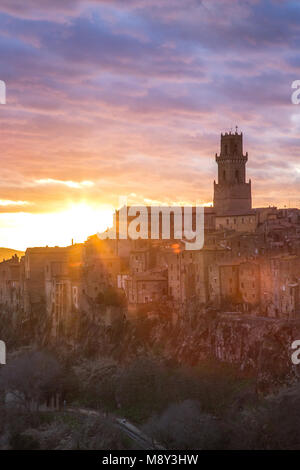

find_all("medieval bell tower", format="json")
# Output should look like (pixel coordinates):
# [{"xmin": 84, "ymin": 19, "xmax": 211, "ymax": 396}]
[{"xmin": 213, "ymin": 130, "xmax": 252, "ymax": 215}]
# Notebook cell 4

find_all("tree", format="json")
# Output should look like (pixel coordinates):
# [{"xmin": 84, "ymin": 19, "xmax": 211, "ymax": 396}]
[
  {"xmin": 72, "ymin": 416, "xmax": 126, "ymax": 450},
  {"xmin": 0, "ymin": 351, "xmax": 62, "ymax": 411},
  {"xmin": 144, "ymin": 400, "xmax": 223, "ymax": 450},
  {"xmin": 115, "ymin": 357, "xmax": 168, "ymax": 419}
]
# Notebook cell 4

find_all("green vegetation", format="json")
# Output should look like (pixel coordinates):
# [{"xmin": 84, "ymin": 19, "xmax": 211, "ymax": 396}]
[
  {"xmin": 95, "ymin": 287, "xmax": 126, "ymax": 307},
  {"xmin": 2, "ymin": 349, "xmax": 300, "ymax": 449}
]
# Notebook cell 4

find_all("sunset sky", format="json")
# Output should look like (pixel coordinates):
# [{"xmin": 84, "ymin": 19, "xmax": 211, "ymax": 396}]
[{"xmin": 0, "ymin": 0, "xmax": 300, "ymax": 250}]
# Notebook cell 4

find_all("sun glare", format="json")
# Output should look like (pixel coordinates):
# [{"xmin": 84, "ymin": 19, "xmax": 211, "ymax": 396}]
[{"xmin": 0, "ymin": 202, "xmax": 114, "ymax": 251}]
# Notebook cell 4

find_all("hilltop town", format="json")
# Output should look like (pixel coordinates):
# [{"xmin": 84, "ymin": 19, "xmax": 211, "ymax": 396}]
[
  {"xmin": 1, "ymin": 131, "xmax": 300, "ymax": 343},
  {"xmin": 1, "ymin": 131, "xmax": 300, "ymax": 450}
]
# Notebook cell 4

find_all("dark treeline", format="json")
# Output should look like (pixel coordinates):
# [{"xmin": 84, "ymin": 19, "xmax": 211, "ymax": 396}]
[{"xmin": 0, "ymin": 351, "xmax": 300, "ymax": 450}]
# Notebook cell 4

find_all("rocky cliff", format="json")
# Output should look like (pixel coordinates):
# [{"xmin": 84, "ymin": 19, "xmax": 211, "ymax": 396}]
[
  {"xmin": 2, "ymin": 300, "xmax": 300, "ymax": 392},
  {"xmin": 153, "ymin": 312, "xmax": 300, "ymax": 392}
]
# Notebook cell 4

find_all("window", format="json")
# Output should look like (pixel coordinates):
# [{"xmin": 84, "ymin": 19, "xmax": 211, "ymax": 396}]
[{"xmin": 73, "ymin": 287, "xmax": 78, "ymax": 309}]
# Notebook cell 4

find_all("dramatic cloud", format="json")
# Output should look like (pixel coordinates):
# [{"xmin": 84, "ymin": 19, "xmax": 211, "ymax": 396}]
[
  {"xmin": 35, "ymin": 179, "xmax": 94, "ymax": 189},
  {"xmin": 0, "ymin": 0, "xmax": 299, "ymax": 247}
]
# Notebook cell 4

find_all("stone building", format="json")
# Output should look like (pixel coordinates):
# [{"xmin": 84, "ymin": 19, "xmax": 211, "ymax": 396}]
[
  {"xmin": 81, "ymin": 235, "xmax": 121, "ymax": 304},
  {"xmin": 208, "ymin": 258, "xmax": 261, "ymax": 311},
  {"xmin": 0, "ymin": 255, "xmax": 23, "ymax": 314},
  {"xmin": 239, "ymin": 261, "xmax": 261, "ymax": 309},
  {"xmin": 124, "ymin": 271, "xmax": 167, "ymax": 305},
  {"xmin": 24, "ymin": 244, "xmax": 82, "ymax": 319},
  {"xmin": 208, "ymin": 261, "xmax": 240, "ymax": 306},
  {"xmin": 213, "ymin": 131, "xmax": 252, "ymax": 215},
  {"xmin": 166, "ymin": 244, "xmax": 226, "ymax": 305},
  {"xmin": 45, "ymin": 259, "xmax": 81, "ymax": 338},
  {"xmin": 215, "ymin": 212, "xmax": 257, "ymax": 233},
  {"xmin": 260, "ymin": 254, "xmax": 300, "ymax": 319},
  {"xmin": 128, "ymin": 242, "xmax": 159, "ymax": 275}
]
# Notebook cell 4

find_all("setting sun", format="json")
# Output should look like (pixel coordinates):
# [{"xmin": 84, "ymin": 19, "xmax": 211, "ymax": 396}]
[{"xmin": 0, "ymin": 203, "xmax": 114, "ymax": 251}]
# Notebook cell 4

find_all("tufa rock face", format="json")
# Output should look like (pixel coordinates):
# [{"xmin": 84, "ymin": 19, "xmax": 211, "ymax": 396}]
[
  {"xmin": 168, "ymin": 313, "xmax": 300, "ymax": 393},
  {"xmin": 2, "ymin": 295, "xmax": 300, "ymax": 393}
]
